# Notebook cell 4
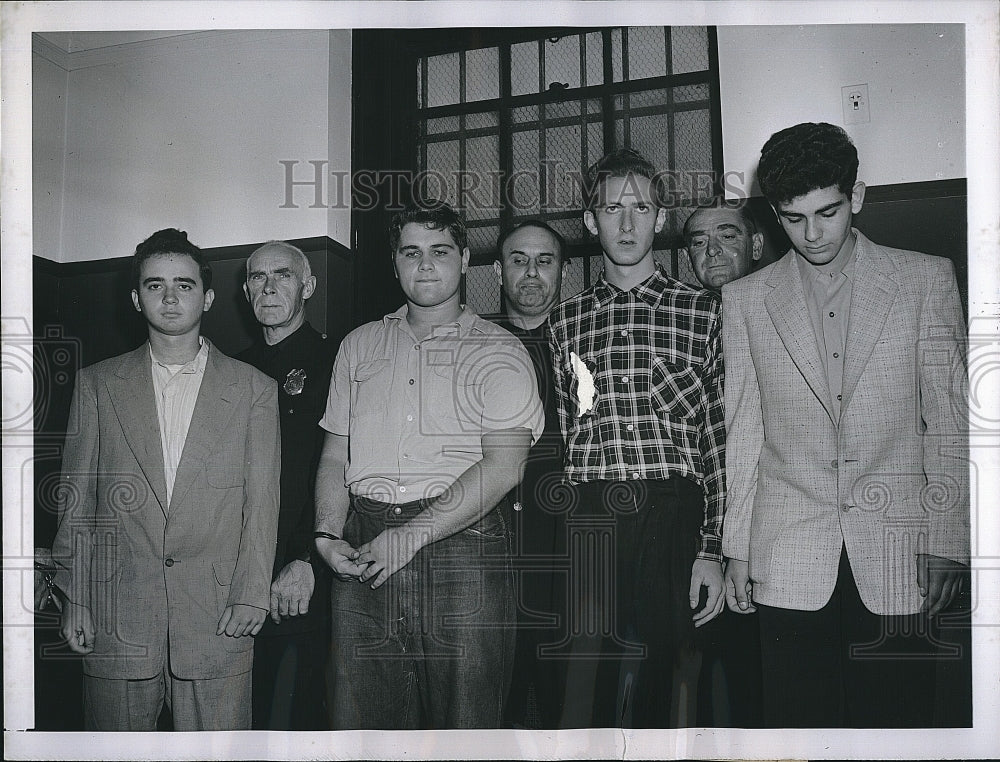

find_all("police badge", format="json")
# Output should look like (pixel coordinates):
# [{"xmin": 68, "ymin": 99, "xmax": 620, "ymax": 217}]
[{"xmin": 284, "ymin": 368, "xmax": 307, "ymax": 395}]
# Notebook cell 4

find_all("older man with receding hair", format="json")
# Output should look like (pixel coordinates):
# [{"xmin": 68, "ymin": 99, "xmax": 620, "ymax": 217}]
[
  {"xmin": 682, "ymin": 199, "xmax": 763, "ymax": 292},
  {"xmin": 238, "ymin": 240, "xmax": 336, "ymax": 729}
]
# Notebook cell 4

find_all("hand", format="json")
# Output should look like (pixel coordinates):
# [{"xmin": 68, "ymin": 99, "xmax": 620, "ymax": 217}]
[
  {"xmin": 689, "ymin": 558, "xmax": 725, "ymax": 627},
  {"xmin": 356, "ymin": 527, "xmax": 426, "ymax": 589},
  {"xmin": 60, "ymin": 602, "xmax": 96, "ymax": 654},
  {"xmin": 917, "ymin": 553, "xmax": 967, "ymax": 616},
  {"xmin": 34, "ymin": 569, "xmax": 53, "ymax": 612},
  {"xmin": 269, "ymin": 559, "xmax": 315, "ymax": 624},
  {"xmin": 724, "ymin": 558, "xmax": 756, "ymax": 613},
  {"xmin": 217, "ymin": 603, "xmax": 266, "ymax": 637},
  {"xmin": 34, "ymin": 548, "xmax": 60, "ymax": 612},
  {"xmin": 314, "ymin": 536, "xmax": 367, "ymax": 581}
]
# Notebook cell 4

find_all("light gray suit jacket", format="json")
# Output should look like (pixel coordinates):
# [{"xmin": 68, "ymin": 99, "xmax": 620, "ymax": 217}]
[
  {"xmin": 52, "ymin": 340, "xmax": 280, "ymax": 679},
  {"xmin": 722, "ymin": 231, "xmax": 968, "ymax": 615}
]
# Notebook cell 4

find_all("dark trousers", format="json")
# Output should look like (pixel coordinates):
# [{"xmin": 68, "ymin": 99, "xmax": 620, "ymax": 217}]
[
  {"xmin": 696, "ymin": 607, "xmax": 764, "ymax": 727},
  {"xmin": 503, "ymin": 476, "xmax": 566, "ymax": 729},
  {"xmin": 327, "ymin": 495, "xmax": 515, "ymax": 729},
  {"xmin": 555, "ymin": 478, "xmax": 703, "ymax": 728},
  {"xmin": 757, "ymin": 547, "xmax": 941, "ymax": 728},
  {"xmin": 252, "ymin": 622, "xmax": 330, "ymax": 730}
]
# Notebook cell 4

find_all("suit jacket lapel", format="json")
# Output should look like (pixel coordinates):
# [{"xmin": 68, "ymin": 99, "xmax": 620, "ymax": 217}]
[
  {"xmin": 842, "ymin": 233, "xmax": 898, "ymax": 412},
  {"xmin": 107, "ymin": 344, "xmax": 169, "ymax": 515},
  {"xmin": 168, "ymin": 343, "xmax": 240, "ymax": 511},
  {"xmin": 765, "ymin": 252, "xmax": 837, "ymax": 425}
]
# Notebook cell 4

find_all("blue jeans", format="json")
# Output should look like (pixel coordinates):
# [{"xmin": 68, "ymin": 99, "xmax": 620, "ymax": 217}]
[{"xmin": 327, "ymin": 495, "xmax": 515, "ymax": 729}]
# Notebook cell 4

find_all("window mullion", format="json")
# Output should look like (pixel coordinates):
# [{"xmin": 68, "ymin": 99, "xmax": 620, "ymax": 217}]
[
  {"xmin": 601, "ymin": 29, "xmax": 615, "ymax": 153},
  {"xmin": 499, "ymin": 44, "xmax": 514, "ymax": 231}
]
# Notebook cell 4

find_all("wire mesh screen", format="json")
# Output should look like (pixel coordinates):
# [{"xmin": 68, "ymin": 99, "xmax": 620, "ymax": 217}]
[
  {"xmin": 464, "ymin": 263, "xmax": 501, "ymax": 315},
  {"xmin": 416, "ymin": 26, "xmax": 718, "ymax": 292}
]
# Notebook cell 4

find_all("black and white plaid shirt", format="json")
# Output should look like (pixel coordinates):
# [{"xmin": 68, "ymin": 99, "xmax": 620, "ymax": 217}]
[{"xmin": 548, "ymin": 266, "xmax": 726, "ymax": 561}]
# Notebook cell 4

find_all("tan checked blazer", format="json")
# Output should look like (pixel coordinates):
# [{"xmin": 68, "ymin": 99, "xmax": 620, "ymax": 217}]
[
  {"xmin": 721, "ymin": 231, "xmax": 968, "ymax": 615},
  {"xmin": 52, "ymin": 341, "xmax": 280, "ymax": 679}
]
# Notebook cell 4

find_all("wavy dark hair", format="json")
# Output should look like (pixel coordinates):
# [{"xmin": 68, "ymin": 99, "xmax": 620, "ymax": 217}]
[
  {"xmin": 757, "ymin": 122, "xmax": 859, "ymax": 206},
  {"xmin": 389, "ymin": 199, "xmax": 468, "ymax": 254},
  {"xmin": 132, "ymin": 228, "xmax": 212, "ymax": 290}
]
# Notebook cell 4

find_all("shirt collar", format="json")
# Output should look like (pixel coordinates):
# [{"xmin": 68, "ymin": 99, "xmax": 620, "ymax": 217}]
[
  {"xmin": 384, "ymin": 304, "xmax": 482, "ymax": 338},
  {"xmin": 593, "ymin": 266, "xmax": 671, "ymax": 308},
  {"xmin": 149, "ymin": 336, "xmax": 210, "ymax": 374},
  {"xmin": 795, "ymin": 230, "xmax": 858, "ymax": 283},
  {"xmin": 261, "ymin": 322, "xmax": 312, "ymax": 357}
]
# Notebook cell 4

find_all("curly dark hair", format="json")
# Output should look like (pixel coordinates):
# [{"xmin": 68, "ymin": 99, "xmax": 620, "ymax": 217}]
[
  {"xmin": 132, "ymin": 228, "xmax": 212, "ymax": 291},
  {"xmin": 582, "ymin": 148, "xmax": 667, "ymax": 210},
  {"xmin": 757, "ymin": 122, "xmax": 859, "ymax": 206},
  {"xmin": 389, "ymin": 199, "xmax": 468, "ymax": 254}
]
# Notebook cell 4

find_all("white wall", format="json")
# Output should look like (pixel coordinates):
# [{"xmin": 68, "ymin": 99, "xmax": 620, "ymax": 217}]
[
  {"xmin": 32, "ymin": 53, "xmax": 68, "ymax": 261},
  {"xmin": 36, "ymin": 29, "xmax": 352, "ymax": 263},
  {"xmin": 717, "ymin": 24, "xmax": 965, "ymax": 196},
  {"xmin": 327, "ymin": 30, "xmax": 352, "ymax": 248}
]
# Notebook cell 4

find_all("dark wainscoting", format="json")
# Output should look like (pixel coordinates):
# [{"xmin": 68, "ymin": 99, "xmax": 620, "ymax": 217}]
[{"xmin": 746, "ymin": 178, "xmax": 968, "ymax": 310}]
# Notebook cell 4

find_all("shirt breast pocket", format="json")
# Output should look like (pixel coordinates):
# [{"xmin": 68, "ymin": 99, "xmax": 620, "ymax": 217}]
[
  {"xmin": 650, "ymin": 358, "xmax": 702, "ymax": 420},
  {"xmin": 351, "ymin": 359, "xmax": 392, "ymax": 419}
]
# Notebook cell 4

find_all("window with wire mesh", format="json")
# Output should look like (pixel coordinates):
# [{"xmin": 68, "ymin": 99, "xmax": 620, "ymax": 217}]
[{"xmin": 415, "ymin": 27, "xmax": 720, "ymax": 314}]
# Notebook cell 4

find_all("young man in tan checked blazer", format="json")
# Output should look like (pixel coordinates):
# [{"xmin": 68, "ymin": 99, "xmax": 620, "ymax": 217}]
[{"xmin": 722, "ymin": 123, "xmax": 968, "ymax": 727}]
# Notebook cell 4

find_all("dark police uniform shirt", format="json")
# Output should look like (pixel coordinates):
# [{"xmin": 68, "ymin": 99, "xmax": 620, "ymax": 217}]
[
  {"xmin": 237, "ymin": 322, "xmax": 335, "ymax": 636},
  {"xmin": 493, "ymin": 318, "xmax": 565, "ymax": 610}
]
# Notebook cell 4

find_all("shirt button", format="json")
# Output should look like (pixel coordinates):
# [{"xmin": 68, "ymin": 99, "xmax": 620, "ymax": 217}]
[
  {"xmin": 408, "ymin": 378, "xmax": 415, "ymax": 385},
  {"xmin": 831, "ymin": 460, "xmax": 838, "ymax": 468},
  {"xmin": 626, "ymin": 424, "xmax": 634, "ymax": 432},
  {"xmin": 841, "ymin": 503, "xmax": 851, "ymax": 513},
  {"xmin": 393, "ymin": 506, "xmax": 402, "ymax": 514},
  {"xmin": 837, "ymin": 394, "xmax": 842, "ymax": 401},
  {"xmin": 621, "ymin": 376, "xmax": 629, "ymax": 384},
  {"xmin": 287, "ymin": 408, "xmax": 294, "ymax": 414},
  {"xmin": 833, "ymin": 352, "xmax": 839, "ymax": 359},
  {"xmin": 631, "ymin": 472, "xmax": 640, "ymax": 480},
  {"xmin": 414, "ymin": 344, "xmax": 420, "ymax": 350},
  {"xmin": 620, "ymin": 330, "xmax": 629, "ymax": 337},
  {"xmin": 406, "ymin": 414, "xmax": 413, "ymax": 422},
  {"xmin": 164, "ymin": 558, "xmax": 174, "ymax": 567},
  {"xmin": 829, "ymin": 312, "xmax": 835, "ymax": 318},
  {"xmin": 399, "ymin": 486, "xmax": 407, "ymax": 494}
]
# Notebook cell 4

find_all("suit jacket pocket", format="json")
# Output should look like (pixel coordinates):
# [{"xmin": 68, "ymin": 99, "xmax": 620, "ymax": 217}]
[
  {"xmin": 651, "ymin": 358, "xmax": 701, "ymax": 419},
  {"xmin": 213, "ymin": 558, "xmax": 237, "ymax": 587},
  {"xmin": 207, "ymin": 465, "xmax": 244, "ymax": 489}
]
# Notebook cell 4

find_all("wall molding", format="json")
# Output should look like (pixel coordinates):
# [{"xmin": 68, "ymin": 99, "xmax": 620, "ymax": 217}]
[
  {"xmin": 32, "ymin": 29, "xmax": 327, "ymax": 73},
  {"xmin": 859, "ymin": 178, "xmax": 966, "ymax": 203},
  {"xmin": 31, "ymin": 33, "xmax": 70, "ymax": 70}
]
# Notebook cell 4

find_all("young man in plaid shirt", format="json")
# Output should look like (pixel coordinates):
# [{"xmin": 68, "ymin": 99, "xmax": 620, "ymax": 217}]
[{"xmin": 548, "ymin": 149, "xmax": 726, "ymax": 727}]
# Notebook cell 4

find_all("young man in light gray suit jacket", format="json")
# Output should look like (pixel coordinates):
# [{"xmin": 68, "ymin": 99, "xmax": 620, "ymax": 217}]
[
  {"xmin": 722, "ymin": 123, "xmax": 968, "ymax": 727},
  {"xmin": 51, "ymin": 229, "xmax": 281, "ymax": 730}
]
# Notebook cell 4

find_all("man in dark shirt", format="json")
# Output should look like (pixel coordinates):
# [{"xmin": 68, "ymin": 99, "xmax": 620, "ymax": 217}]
[
  {"xmin": 238, "ymin": 240, "xmax": 334, "ymax": 729},
  {"xmin": 490, "ymin": 220, "xmax": 568, "ymax": 728}
]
